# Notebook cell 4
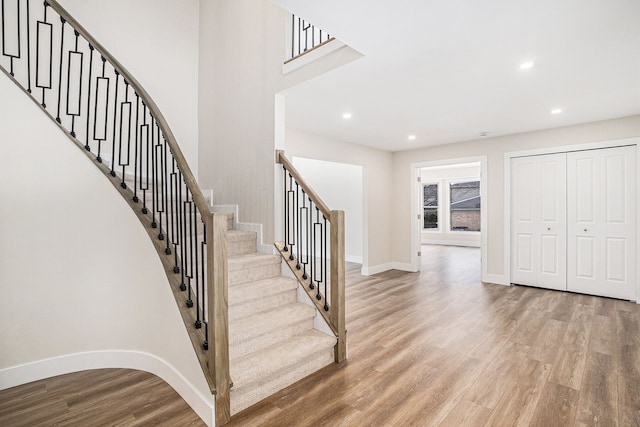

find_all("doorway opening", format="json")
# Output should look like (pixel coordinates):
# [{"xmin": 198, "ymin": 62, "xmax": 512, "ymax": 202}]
[{"xmin": 410, "ymin": 157, "xmax": 488, "ymax": 282}]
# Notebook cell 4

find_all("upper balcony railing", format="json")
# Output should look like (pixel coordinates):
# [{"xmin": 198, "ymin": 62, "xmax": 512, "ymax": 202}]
[{"xmin": 286, "ymin": 14, "xmax": 334, "ymax": 62}]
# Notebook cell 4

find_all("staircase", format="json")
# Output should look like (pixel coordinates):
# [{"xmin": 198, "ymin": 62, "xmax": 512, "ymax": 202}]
[
  {"xmin": 225, "ymin": 220, "xmax": 336, "ymax": 414},
  {"xmin": 0, "ymin": 1, "xmax": 345, "ymax": 424}
]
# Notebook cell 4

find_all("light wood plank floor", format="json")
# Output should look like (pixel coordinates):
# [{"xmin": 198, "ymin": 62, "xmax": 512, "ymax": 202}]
[
  {"xmin": 0, "ymin": 369, "xmax": 205, "ymax": 426},
  {"xmin": 2, "ymin": 245, "xmax": 639, "ymax": 426}
]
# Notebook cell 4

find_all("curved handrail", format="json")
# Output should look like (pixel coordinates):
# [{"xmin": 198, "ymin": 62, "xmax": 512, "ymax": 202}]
[{"xmin": 46, "ymin": 0, "xmax": 211, "ymax": 217}]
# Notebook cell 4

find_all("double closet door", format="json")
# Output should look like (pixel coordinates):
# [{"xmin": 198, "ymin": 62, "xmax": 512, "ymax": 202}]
[{"xmin": 511, "ymin": 145, "xmax": 636, "ymax": 300}]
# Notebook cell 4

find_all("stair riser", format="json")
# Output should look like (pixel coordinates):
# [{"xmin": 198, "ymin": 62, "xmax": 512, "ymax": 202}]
[
  {"xmin": 230, "ymin": 317, "xmax": 314, "ymax": 359},
  {"xmin": 228, "ymin": 238, "xmax": 257, "ymax": 256},
  {"xmin": 229, "ymin": 289, "xmax": 297, "ymax": 321},
  {"xmin": 229, "ymin": 263, "xmax": 281, "ymax": 286},
  {"xmin": 230, "ymin": 347, "xmax": 334, "ymax": 415}
]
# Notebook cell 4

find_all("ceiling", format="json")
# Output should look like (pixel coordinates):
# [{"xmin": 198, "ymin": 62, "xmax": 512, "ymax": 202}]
[{"xmin": 273, "ymin": 0, "xmax": 640, "ymax": 152}]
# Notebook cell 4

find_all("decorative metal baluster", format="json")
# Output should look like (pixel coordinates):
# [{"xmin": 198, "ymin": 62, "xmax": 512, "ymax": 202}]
[
  {"xmin": 287, "ymin": 173, "xmax": 295, "ymax": 260},
  {"xmin": 155, "ymin": 128, "xmax": 166, "ymax": 240},
  {"xmin": 1, "ymin": 0, "xmax": 21, "ymax": 77},
  {"xmin": 35, "ymin": 2, "xmax": 52, "ymax": 108},
  {"xmin": 184, "ymin": 191, "xmax": 193, "ymax": 308},
  {"xmin": 323, "ymin": 215, "xmax": 328, "ymax": 310},
  {"xmin": 25, "ymin": 0, "xmax": 31, "ymax": 93},
  {"xmin": 171, "ymin": 160, "xmax": 181, "ymax": 274},
  {"xmin": 66, "ymin": 29, "xmax": 82, "ymax": 138},
  {"xmin": 132, "ymin": 93, "xmax": 140, "ymax": 202},
  {"xmin": 314, "ymin": 207, "xmax": 322, "ymax": 298},
  {"xmin": 202, "ymin": 221, "xmax": 208, "ymax": 350},
  {"xmin": 295, "ymin": 182, "xmax": 301, "ymax": 269},
  {"xmin": 162, "ymin": 136, "xmax": 172, "ymax": 254},
  {"xmin": 282, "ymin": 165, "xmax": 289, "ymax": 252},
  {"xmin": 84, "ymin": 42, "xmax": 93, "ymax": 151},
  {"xmin": 54, "ymin": 15, "xmax": 64, "ymax": 123},
  {"xmin": 118, "ymin": 80, "xmax": 131, "ymax": 188},
  {"xmin": 193, "ymin": 201, "xmax": 201, "ymax": 329},
  {"xmin": 109, "ymin": 69, "xmax": 119, "ymax": 177},
  {"xmin": 93, "ymin": 55, "xmax": 108, "ymax": 163},
  {"xmin": 303, "ymin": 194, "xmax": 310, "ymax": 280}
]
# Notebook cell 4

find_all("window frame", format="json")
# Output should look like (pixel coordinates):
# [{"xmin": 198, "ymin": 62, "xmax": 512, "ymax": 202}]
[
  {"xmin": 447, "ymin": 178, "xmax": 481, "ymax": 234},
  {"xmin": 422, "ymin": 182, "xmax": 441, "ymax": 231}
]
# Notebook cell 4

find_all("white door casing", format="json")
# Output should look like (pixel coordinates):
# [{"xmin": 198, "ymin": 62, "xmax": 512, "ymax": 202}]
[{"xmin": 567, "ymin": 146, "xmax": 636, "ymax": 300}]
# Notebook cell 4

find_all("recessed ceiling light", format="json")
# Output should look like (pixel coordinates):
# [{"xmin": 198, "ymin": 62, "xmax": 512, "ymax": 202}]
[
  {"xmin": 480, "ymin": 132, "xmax": 488, "ymax": 137},
  {"xmin": 519, "ymin": 61, "xmax": 535, "ymax": 70},
  {"xmin": 342, "ymin": 112, "xmax": 352, "ymax": 119},
  {"xmin": 550, "ymin": 108, "xmax": 563, "ymax": 115},
  {"xmin": 408, "ymin": 135, "xmax": 416, "ymax": 141}
]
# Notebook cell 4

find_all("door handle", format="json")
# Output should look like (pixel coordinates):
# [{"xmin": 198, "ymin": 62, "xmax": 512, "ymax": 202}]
[{"xmin": 584, "ymin": 229, "xmax": 588, "ymax": 232}]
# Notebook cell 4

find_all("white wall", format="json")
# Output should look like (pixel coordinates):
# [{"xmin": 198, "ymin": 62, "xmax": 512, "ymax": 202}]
[
  {"xmin": 292, "ymin": 157, "xmax": 363, "ymax": 263},
  {"xmin": 285, "ymin": 128, "xmax": 394, "ymax": 274},
  {"xmin": 58, "ymin": 0, "xmax": 201, "ymax": 179},
  {"xmin": 393, "ymin": 115, "xmax": 640, "ymax": 284},
  {"xmin": 421, "ymin": 163, "xmax": 481, "ymax": 247},
  {"xmin": 0, "ymin": 77, "xmax": 212, "ymax": 425}
]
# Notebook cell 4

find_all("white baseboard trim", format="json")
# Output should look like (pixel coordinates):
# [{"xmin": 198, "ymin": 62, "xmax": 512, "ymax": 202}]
[
  {"xmin": 0, "ymin": 350, "xmax": 214, "ymax": 426},
  {"xmin": 482, "ymin": 273, "xmax": 509, "ymax": 286},
  {"xmin": 422, "ymin": 240, "xmax": 481, "ymax": 248},
  {"xmin": 392, "ymin": 262, "xmax": 418, "ymax": 272},
  {"xmin": 212, "ymin": 204, "xmax": 273, "ymax": 254},
  {"xmin": 361, "ymin": 262, "xmax": 393, "ymax": 276},
  {"xmin": 345, "ymin": 255, "xmax": 363, "ymax": 264}
]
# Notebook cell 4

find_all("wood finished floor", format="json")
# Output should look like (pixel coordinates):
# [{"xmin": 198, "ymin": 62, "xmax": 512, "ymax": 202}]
[{"xmin": 2, "ymin": 245, "xmax": 639, "ymax": 426}]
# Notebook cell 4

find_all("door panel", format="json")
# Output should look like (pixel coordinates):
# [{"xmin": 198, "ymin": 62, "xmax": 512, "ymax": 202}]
[
  {"xmin": 511, "ymin": 153, "xmax": 567, "ymax": 290},
  {"xmin": 567, "ymin": 146, "xmax": 636, "ymax": 300}
]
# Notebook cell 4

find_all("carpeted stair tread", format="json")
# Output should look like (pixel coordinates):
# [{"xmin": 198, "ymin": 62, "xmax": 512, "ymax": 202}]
[
  {"xmin": 229, "ymin": 276, "xmax": 297, "ymax": 306},
  {"xmin": 230, "ymin": 329, "xmax": 336, "ymax": 387},
  {"xmin": 228, "ymin": 253, "xmax": 281, "ymax": 270}
]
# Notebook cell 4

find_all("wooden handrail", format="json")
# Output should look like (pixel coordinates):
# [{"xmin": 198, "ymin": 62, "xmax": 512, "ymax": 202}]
[
  {"xmin": 47, "ymin": 0, "xmax": 211, "ymax": 218},
  {"xmin": 276, "ymin": 150, "xmax": 331, "ymax": 218}
]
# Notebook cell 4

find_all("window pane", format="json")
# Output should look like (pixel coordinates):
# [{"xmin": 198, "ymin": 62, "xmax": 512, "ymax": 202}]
[
  {"xmin": 423, "ymin": 184, "xmax": 438, "ymax": 207},
  {"xmin": 450, "ymin": 181, "xmax": 480, "ymax": 231},
  {"xmin": 424, "ymin": 208, "xmax": 438, "ymax": 229}
]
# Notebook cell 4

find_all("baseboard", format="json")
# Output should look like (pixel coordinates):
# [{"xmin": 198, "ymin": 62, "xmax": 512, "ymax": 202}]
[
  {"xmin": 0, "ymin": 350, "xmax": 214, "ymax": 426},
  {"xmin": 422, "ymin": 240, "xmax": 481, "ymax": 248},
  {"xmin": 212, "ymin": 204, "xmax": 273, "ymax": 254},
  {"xmin": 345, "ymin": 255, "xmax": 363, "ymax": 263},
  {"xmin": 482, "ymin": 273, "xmax": 509, "ymax": 286},
  {"xmin": 392, "ymin": 262, "xmax": 418, "ymax": 272},
  {"xmin": 361, "ymin": 262, "xmax": 393, "ymax": 276}
]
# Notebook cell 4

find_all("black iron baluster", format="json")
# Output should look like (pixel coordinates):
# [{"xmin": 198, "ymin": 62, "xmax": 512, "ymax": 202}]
[
  {"xmin": 171, "ymin": 162, "xmax": 180, "ymax": 273},
  {"xmin": 92, "ymin": 55, "xmax": 108, "ymax": 163},
  {"xmin": 283, "ymin": 165, "xmax": 288, "ymax": 252},
  {"xmin": 55, "ymin": 15, "xmax": 64, "ymax": 124},
  {"xmin": 25, "ymin": 0, "xmax": 31, "ymax": 93},
  {"xmin": 202, "ymin": 223, "xmax": 208, "ymax": 350},
  {"xmin": 290, "ymin": 14, "xmax": 294, "ymax": 59},
  {"xmin": 178, "ymin": 174, "xmax": 186, "ymax": 289},
  {"xmin": 109, "ymin": 68, "xmax": 119, "ymax": 177},
  {"xmin": 323, "ymin": 215, "xmax": 328, "ymax": 310},
  {"xmin": 193, "ymin": 201, "xmax": 201, "ymax": 329},
  {"xmin": 84, "ymin": 42, "xmax": 93, "ymax": 151},
  {"xmin": 184, "ymin": 193, "xmax": 193, "ymax": 308},
  {"xmin": 132, "ymin": 93, "xmax": 140, "ymax": 203},
  {"xmin": 295, "ymin": 182, "xmax": 301, "ymax": 269},
  {"xmin": 301, "ymin": 192, "xmax": 309, "ymax": 280},
  {"xmin": 297, "ymin": 16, "xmax": 301, "ymax": 57},
  {"xmin": 2, "ymin": 0, "xmax": 21, "ymax": 77},
  {"xmin": 162, "ymin": 136, "xmax": 171, "ymax": 253},
  {"xmin": 35, "ymin": 3, "xmax": 52, "ymax": 108},
  {"xmin": 118, "ymin": 80, "xmax": 131, "ymax": 188},
  {"xmin": 310, "ymin": 204, "xmax": 316, "ymax": 291},
  {"xmin": 287, "ymin": 173, "xmax": 295, "ymax": 260},
  {"xmin": 66, "ymin": 29, "xmax": 82, "ymax": 138}
]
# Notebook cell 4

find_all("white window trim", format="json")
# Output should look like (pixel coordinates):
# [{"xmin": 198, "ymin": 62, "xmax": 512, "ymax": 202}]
[{"xmin": 423, "ymin": 176, "xmax": 480, "ymax": 234}]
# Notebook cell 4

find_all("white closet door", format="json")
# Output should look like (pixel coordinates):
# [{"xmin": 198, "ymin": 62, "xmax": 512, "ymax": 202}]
[
  {"xmin": 567, "ymin": 146, "xmax": 636, "ymax": 300},
  {"xmin": 511, "ymin": 153, "xmax": 567, "ymax": 290}
]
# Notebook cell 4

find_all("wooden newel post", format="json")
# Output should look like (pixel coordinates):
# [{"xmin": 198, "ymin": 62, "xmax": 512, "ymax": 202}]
[
  {"xmin": 330, "ymin": 210, "xmax": 347, "ymax": 363},
  {"xmin": 208, "ymin": 212, "xmax": 231, "ymax": 425}
]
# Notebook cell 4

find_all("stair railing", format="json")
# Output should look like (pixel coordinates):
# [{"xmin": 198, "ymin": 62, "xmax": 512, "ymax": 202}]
[
  {"xmin": 0, "ymin": 1, "xmax": 230, "ymax": 423},
  {"xmin": 286, "ymin": 14, "xmax": 334, "ymax": 62},
  {"xmin": 275, "ymin": 150, "xmax": 347, "ymax": 362}
]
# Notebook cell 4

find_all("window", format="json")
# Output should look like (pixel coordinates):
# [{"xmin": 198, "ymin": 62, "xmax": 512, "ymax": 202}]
[
  {"xmin": 449, "ymin": 181, "xmax": 480, "ymax": 231},
  {"xmin": 423, "ymin": 183, "xmax": 438, "ymax": 229}
]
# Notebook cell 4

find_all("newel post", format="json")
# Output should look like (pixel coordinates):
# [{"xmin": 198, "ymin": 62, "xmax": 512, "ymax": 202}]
[
  {"xmin": 207, "ymin": 212, "xmax": 231, "ymax": 425},
  {"xmin": 330, "ymin": 210, "xmax": 347, "ymax": 362}
]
